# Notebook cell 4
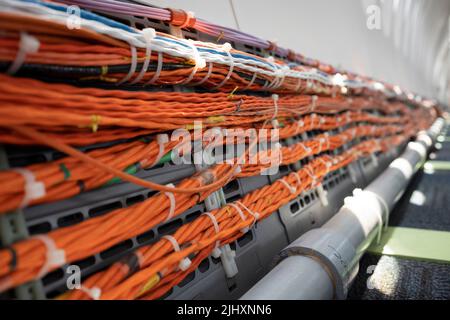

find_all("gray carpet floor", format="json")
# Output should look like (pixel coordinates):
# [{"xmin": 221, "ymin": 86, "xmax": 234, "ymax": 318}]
[{"xmin": 349, "ymin": 129, "xmax": 450, "ymax": 300}]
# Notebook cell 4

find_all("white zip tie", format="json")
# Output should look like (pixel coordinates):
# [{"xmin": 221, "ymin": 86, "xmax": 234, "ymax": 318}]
[
  {"xmin": 279, "ymin": 179, "xmax": 296, "ymax": 194},
  {"xmin": 271, "ymin": 94, "xmax": 279, "ymax": 119},
  {"xmin": 309, "ymin": 113, "xmax": 317, "ymax": 130},
  {"xmin": 235, "ymin": 201, "xmax": 260, "ymax": 229},
  {"xmin": 317, "ymin": 158, "xmax": 332, "ymax": 175},
  {"xmin": 202, "ymin": 212, "xmax": 221, "ymax": 258},
  {"xmin": 295, "ymin": 78, "xmax": 302, "ymax": 92},
  {"xmin": 213, "ymin": 43, "xmax": 234, "ymax": 89},
  {"xmin": 191, "ymin": 62, "xmax": 212, "ymax": 86},
  {"xmin": 293, "ymin": 172, "xmax": 302, "ymax": 187},
  {"xmin": 227, "ymin": 203, "xmax": 249, "ymax": 234},
  {"xmin": 145, "ymin": 51, "xmax": 163, "ymax": 85},
  {"xmin": 181, "ymin": 39, "xmax": 206, "ymax": 85},
  {"xmin": 243, "ymin": 72, "xmax": 258, "ymax": 90},
  {"xmin": 162, "ymin": 235, "xmax": 191, "ymax": 271},
  {"xmin": 80, "ymin": 286, "xmax": 102, "ymax": 300},
  {"xmin": 304, "ymin": 165, "xmax": 318, "ymax": 187},
  {"xmin": 33, "ymin": 235, "xmax": 66, "ymax": 279},
  {"xmin": 163, "ymin": 183, "xmax": 176, "ymax": 222},
  {"xmin": 130, "ymin": 28, "xmax": 156, "ymax": 84},
  {"xmin": 149, "ymin": 134, "xmax": 169, "ymax": 167},
  {"xmin": 300, "ymin": 142, "xmax": 313, "ymax": 156},
  {"xmin": 309, "ymin": 95, "xmax": 318, "ymax": 112},
  {"xmin": 13, "ymin": 168, "xmax": 46, "ymax": 209},
  {"xmin": 7, "ymin": 32, "xmax": 40, "ymax": 75},
  {"xmin": 117, "ymin": 46, "xmax": 137, "ymax": 85},
  {"xmin": 348, "ymin": 111, "xmax": 354, "ymax": 124}
]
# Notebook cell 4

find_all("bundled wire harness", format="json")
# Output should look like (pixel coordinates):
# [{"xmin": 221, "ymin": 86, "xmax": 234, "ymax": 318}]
[{"xmin": 0, "ymin": 0, "xmax": 440, "ymax": 300}]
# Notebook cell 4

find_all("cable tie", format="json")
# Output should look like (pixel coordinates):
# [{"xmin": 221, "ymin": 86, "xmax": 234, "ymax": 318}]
[
  {"xmin": 145, "ymin": 52, "xmax": 163, "ymax": 85},
  {"xmin": 149, "ymin": 134, "xmax": 169, "ymax": 167},
  {"xmin": 271, "ymin": 94, "xmax": 279, "ymax": 120},
  {"xmin": 131, "ymin": 28, "xmax": 156, "ymax": 84},
  {"xmin": 227, "ymin": 203, "xmax": 249, "ymax": 234},
  {"xmin": 181, "ymin": 39, "xmax": 206, "ymax": 85},
  {"xmin": 192, "ymin": 61, "xmax": 213, "ymax": 86},
  {"xmin": 117, "ymin": 46, "xmax": 137, "ymax": 85},
  {"xmin": 33, "ymin": 235, "xmax": 66, "ymax": 279},
  {"xmin": 309, "ymin": 95, "xmax": 318, "ymax": 112},
  {"xmin": 279, "ymin": 179, "xmax": 296, "ymax": 194},
  {"xmin": 243, "ymin": 72, "xmax": 258, "ymax": 91},
  {"xmin": 13, "ymin": 168, "xmax": 45, "ymax": 209},
  {"xmin": 295, "ymin": 78, "xmax": 302, "ymax": 92},
  {"xmin": 304, "ymin": 165, "xmax": 318, "ymax": 187},
  {"xmin": 167, "ymin": 8, "xmax": 196, "ymax": 28},
  {"xmin": 235, "ymin": 201, "xmax": 260, "ymax": 229},
  {"xmin": 310, "ymin": 113, "xmax": 317, "ymax": 130},
  {"xmin": 213, "ymin": 43, "xmax": 234, "ymax": 89},
  {"xmin": 163, "ymin": 183, "xmax": 176, "ymax": 222},
  {"xmin": 80, "ymin": 286, "xmax": 102, "ymax": 300},
  {"xmin": 162, "ymin": 235, "xmax": 191, "ymax": 271},
  {"xmin": 8, "ymin": 32, "xmax": 40, "ymax": 75},
  {"xmin": 202, "ymin": 212, "xmax": 221, "ymax": 258}
]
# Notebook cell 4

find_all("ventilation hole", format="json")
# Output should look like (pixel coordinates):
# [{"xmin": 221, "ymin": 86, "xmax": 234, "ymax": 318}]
[
  {"xmin": 28, "ymin": 222, "xmax": 52, "ymax": 235},
  {"xmin": 57, "ymin": 212, "xmax": 83, "ymax": 228},
  {"xmin": 100, "ymin": 239, "xmax": 133, "ymax": 259},
  {"xmin": 158, "ymin": 219, "xmax": 183, "ymax": 236},
  {"xmin": 279, "ymin": 165, "xmax": 289, "ymax": 174},
  {"xmin": 304, "ymin": 195, "xmax": 311, "ymax": 205},
  {"xmin": 178, "ymin": 271, "xmax": 195, "ymax": 287},
  {"xmin": 299, "ymin": 199, "xmax": 305, "ymax": 207},
  {"xmin": 223, "ymin": 180, "xmax": 239, "ymax": 195},
  {"xmin": 72, "ymin": 256, "xmax": 96, "ymax": 270},
  {"xmin": 10, "ymin": 153, "xmax": 47, "ymax": 167},
  {"xmin": 229, "ymin": 242, "xmax": 236, "ymax": 251},
  {"xmin": 186, "ymin": 210, "xmax": 201, "ymax": 223},
  {"xmin": 126, "ymin": 194, "xmax": 145, "ymax": 207},
  {"xmin": 329, "ymin": 180, "xmax": 335, "ymax": 188},
  {"xmin": 137, "ymin": 230, "xmax": 155, "ymax": 244},
  {"xmin": 290, "ymin": 202, "xmax": 299, "ymax": 213},
  {"xmin": 89, "ymin": 201, "xmax": 122, "ymax": 218},
  {"xmin": 42, "ymin": 268, "xmax": 64, "ymax": 286},
  {"xmin": 311, "ymin": 193, "xmax": 316, "ymax": 201},
  {"xmin": 237, "ymin": 231, "xmax": 253, "ymax": 247},
  {"xmin": 198, "ymin": 258, "xmax": 210, "ymax": 273}
]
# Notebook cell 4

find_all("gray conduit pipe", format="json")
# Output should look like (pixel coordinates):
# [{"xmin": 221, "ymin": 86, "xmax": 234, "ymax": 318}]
[{"xmin": 241, "ymin": 118, "xmax": 445, "ymax": 300}]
